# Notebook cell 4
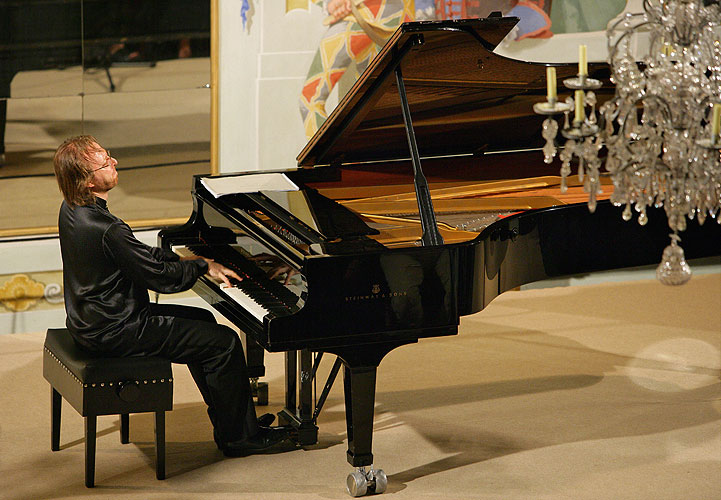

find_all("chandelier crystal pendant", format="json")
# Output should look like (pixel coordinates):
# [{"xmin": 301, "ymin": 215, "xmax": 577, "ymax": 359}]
[{"xmin": 534, "ymin": 0, "xmax": 721, "ymax": 285}]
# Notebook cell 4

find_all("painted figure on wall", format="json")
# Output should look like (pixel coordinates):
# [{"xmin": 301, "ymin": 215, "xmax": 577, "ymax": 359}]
[
  {"xmin": 298, "ymin": 0, "xmax": 413, "ymax": 139},
  {"xmin": 298, "ymin": 0, "xmax": 626, "ymax": 139},
  {"xmin": 432, "ymin": 1, "xmax": 552, "ymax": 39}
]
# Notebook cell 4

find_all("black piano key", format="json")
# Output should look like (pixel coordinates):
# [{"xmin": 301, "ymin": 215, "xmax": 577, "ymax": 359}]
[{"xmin": 187, "ymin": 243, "xmax": 303, "ymax": 317}]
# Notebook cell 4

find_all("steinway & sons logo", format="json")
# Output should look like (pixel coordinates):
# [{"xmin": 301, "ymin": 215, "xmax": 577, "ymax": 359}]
[{"xmin": 344, "ymin": 283, "xmax": 407, "ymax": 302}]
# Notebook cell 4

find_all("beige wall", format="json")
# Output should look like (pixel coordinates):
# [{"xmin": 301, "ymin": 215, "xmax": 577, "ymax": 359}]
[{"xmin": 218, "ymin": 1, "xmax": 329, "ymax": 173}]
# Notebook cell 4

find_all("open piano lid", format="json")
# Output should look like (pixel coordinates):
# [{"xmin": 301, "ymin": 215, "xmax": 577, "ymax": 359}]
[{"xmin": 297, "ymin": 16, "xmax": 581, "ymax": 168}]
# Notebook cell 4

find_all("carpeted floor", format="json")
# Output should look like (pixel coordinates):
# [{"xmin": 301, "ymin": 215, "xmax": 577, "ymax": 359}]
[{"xmin": 1, "ymin": 274, "xmax": 719, "ymax": 500}]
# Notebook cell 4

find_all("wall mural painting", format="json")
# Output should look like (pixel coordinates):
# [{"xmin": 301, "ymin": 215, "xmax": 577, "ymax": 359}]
[
  {"xmin": 223, "ymin": 1, "xmax": 628, "ymax": 171},
  {"xmin": 299, "ymin": 0, "xmax": 414, "ymax": 138},
  {"xmin": 286, "ymin": 0, "xmax": 625, "ymax": 139}
]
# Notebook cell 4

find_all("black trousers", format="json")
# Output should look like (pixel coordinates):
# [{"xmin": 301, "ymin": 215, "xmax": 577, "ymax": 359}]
[{"xmin": 116, "ymin": 303, "xmax": 258, "ymax": 443}]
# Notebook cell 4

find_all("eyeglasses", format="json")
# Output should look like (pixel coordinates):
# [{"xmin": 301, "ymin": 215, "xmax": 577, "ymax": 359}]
[{"xmin": 90, "ymin": 150, "xmax": 113, "ymax": 172}]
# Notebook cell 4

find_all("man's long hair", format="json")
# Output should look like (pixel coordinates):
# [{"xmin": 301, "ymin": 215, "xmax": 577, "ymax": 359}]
[{"xmin": 53, "ymin": 135, "xmax": 102, "ymax": 207}]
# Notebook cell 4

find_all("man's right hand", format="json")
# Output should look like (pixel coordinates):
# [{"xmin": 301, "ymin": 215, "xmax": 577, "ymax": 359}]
[{"xmin": 205, "ymin": 260, "xmax": 242, "ymax": 287}]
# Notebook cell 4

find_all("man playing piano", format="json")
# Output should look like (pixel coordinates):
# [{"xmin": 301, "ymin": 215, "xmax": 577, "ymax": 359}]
[{"xmin": 52, "ymin": 135, "xmax": 289, "ymax": 457}]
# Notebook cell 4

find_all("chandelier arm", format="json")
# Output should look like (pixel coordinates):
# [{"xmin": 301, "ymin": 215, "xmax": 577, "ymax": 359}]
[
  {"xmin": 606, "ymin": 11, "xmax": 649, "ymax": 36},
  {"xmin": 642, "ymin": 0, "xmax": 665, "ymax": 23},
  {"xmin": 613, "ymin": 155, "xmax": 672, "ymax": 177},
  {"xmin": 614, "ymin": 94, "xmax": 673, "ymax": 160},
  {"xmin": 647, "ymin": 29, "xmax": 668, "ymax": 56},
  {"xmin": 694, "ymin": 95, "xmax": 714, "ymax": 138},
  {"xmin": 642, "ymin": 0, "xmax": 654, "ymax": 16},
  {"xmin": 607, "ymin": 20, "xmax": 658, "ymax": 76},
  {"xmin": 637, "ymin": 93, "xmax": 674, "ymax": 126},
  {"xmin": 686, "ymin": 3, "xmax": 721, "ymax": 38}
]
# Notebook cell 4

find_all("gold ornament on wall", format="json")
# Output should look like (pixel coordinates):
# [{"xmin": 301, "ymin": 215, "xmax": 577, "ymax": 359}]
[{"xmin": 0, "ymin": 274, "xmax": 46, "ymax": 312}]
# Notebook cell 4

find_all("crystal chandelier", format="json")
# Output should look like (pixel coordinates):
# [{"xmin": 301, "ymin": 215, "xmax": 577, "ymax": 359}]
[{"xmin": 534, "ymin": 0, "xmax": 721, "ymax": 285}]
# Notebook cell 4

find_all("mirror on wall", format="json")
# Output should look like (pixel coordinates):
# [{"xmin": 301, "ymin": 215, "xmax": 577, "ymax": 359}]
[
  {"xmin": 81, "ymin": 0, "xmax": 210, "ymax": 95},
  {"xmin": 0, "ymin": 0, "xmax": 211, "ymax": 236}
]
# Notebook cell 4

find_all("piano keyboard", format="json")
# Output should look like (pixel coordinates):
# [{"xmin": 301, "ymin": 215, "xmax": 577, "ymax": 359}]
[
  {"xmin": 219, "ymin": 283, "xmax": 269, "ymax": 322},
  {"xmin": 172, "ymin": 243, "xmax": 304, "ymax": 322}
]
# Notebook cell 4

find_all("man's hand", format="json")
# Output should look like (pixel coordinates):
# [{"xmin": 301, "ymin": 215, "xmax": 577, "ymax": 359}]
[
  {"xmin": 326, "ymin": 0, "xmax": 352, "ymax": 24},
  {"xmin": 250, "ymin": 253, "xmax": 297, "ymax": 285},
  {"xmin": 206, "ymin": 260, "xmax": 242, "ymax": 287}
]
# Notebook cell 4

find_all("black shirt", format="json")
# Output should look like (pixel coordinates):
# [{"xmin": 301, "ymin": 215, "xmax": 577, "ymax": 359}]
[{"xmin": 58, "ymin": 198, "xmax": 208, "ymax": 351}]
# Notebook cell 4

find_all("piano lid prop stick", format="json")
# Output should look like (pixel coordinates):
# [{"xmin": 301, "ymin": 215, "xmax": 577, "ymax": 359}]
[
  {"xmin": 578, "ymin": 44, "xmax": 587, "ymax": 77},
  {"xmin": 575, "ymin": 90, "xmax": 585, "ymax": 124},
  {"xmin": 546, "ymin": 67, "xmax": 557, "ymax": 102}
]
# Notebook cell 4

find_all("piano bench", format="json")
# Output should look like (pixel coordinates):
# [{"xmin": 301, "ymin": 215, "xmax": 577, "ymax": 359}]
[{"xmin": 42, "ymin": 328, "xmax": 173, "ymax": 488}]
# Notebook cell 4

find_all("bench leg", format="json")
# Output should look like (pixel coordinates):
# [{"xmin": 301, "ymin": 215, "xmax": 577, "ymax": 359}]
[
  {"xmin": 155, "ymin": 411, "xmax": 166, "ymax": 480},
  {"xmin": 120, "ymin": 414, "xmax": 129, "ymax": 444},
  {"xmin": 51, "ymin": 388, "xmax": 61, "ymax": 451},
  {"xmin": 85, "ymin": 416, "xmax": 97, "ymax": 488}
]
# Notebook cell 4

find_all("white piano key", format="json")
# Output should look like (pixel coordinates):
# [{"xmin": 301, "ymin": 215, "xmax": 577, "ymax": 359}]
[
  {"xmin": 171, "ymin": 245, "xmax": 196, "ymax": 258},
  {"xmin": 219, "ymin": 283, "xmax": 268, "ymax": 322},
  {"xmin": 171, "ymin": 243, "xmax": 298, "ymax": 321}
]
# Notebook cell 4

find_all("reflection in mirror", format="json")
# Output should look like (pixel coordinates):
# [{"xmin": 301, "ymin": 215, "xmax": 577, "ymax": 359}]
[
  {"xmin": 81, "ymin": 88, "xmax": 211, "ymax": 223},
  {"xmin": 0, "ymin": 0, "xmax": 211, "ymax": 235},
  {"xmin": 0, "ymin": 0, "xmax": 83, "ymax": 170},
  {"xmin": 0, "ymin": 0, "xmax": 83, "ymax": 99},
  {"xmin": 0, "ymin": 95, "xmax": 82, "ymax": 177},
  {"xmin": 82, "ymin": 0, "xmax": 210, "ymax": 94},
  {"xmin": 0, "ymin": 98, "xmax": 4, "ymax": 166},
  {"xmin": 0, "ymin": 95, "xmax": 82, "ymax": 231}
]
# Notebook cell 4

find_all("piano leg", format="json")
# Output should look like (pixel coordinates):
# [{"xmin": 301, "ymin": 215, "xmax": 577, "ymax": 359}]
[
  {"xmin": 343, "ymin": 365, "xmax": 376, "ymax": 467},
  {"xmin": 330, "ymin": 341, "xmax": 414, "ymax": 496},
  {"xmin": 342, "ymin": 364, "xmax": 389, "ymax": 496},
  {"xmin": 299, "ymin": 349, "xmax": 314, "ymax": 425},
  {"xmin": 278, "ymin": 349, "xmax": 318, "ymax": 446},
  {"xmin": 243, "ymin": 334, "xmax": 268, "ymax": 405}
]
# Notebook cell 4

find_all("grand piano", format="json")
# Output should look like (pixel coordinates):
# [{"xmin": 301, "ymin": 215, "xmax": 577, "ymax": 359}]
[{"xmin": 159, "ymin": 16, "xmax": 721, "ymax": 496}]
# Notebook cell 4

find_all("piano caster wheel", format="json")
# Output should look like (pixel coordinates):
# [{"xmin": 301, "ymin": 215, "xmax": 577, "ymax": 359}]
[
  {"xmin": 347, "ymin": 471, "xmax": 367, "ymax": 497},
  {"xmin": 346, "ymin": 467, "xmax": 387, "ymax": 497},
  {"xmin": 374, "ymin": 469, "xmax": 387, "ymax": 494}
]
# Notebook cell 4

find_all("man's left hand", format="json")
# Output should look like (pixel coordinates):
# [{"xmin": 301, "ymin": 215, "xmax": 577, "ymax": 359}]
[{"xmin": 206, "ymin": 260, "xmax": 242, "ymax": 287}]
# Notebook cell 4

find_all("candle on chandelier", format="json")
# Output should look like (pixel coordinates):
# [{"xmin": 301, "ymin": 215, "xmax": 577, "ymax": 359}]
[
  {"xmin": 575, "ymin": 90, "xmax": 585, "ymax": 123},
  {"xmin": 546, "ymin": 66, "xmax": 557, "ymax": 102},
  {"xmin": 712, "ymin": 104, "xmax": 721, "ymax": 141},
  {"xmin": 578, "ymin": 45, "xmax": 588, "ymax": 76}
]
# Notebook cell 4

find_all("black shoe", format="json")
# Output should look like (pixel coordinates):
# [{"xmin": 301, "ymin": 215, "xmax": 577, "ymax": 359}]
[
  {"xmin": 258, "ymin": 412, "xmax": 275, "ymax": 427},
  {"xmin": 221, "ymin": 426, "xmax": 290, "ymax": 457},
  {"xmin": 213, "ymin": 413, "xmax": 277, "ymax": 450}
]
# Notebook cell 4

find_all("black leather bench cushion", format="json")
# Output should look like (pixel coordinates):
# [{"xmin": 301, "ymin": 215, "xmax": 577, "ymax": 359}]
[{"xmin": 44, "ymin": 328, "xmax": 172, "ymax": 384}]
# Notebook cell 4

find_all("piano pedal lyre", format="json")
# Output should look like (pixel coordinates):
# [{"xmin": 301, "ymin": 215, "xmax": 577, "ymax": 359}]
[
  {"xmin": 346, "ymin": 466, "xmax": 387, "ymax": 497},
  {"xmin": 250, "ymin": 377, "xmax": 269, "ymax": 406}
]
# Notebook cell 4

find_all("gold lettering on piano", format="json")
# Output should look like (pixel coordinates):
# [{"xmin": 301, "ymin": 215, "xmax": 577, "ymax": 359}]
[{"xmin": 344, "ymin": 285, "xmax": 407, "ymax": 302}]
